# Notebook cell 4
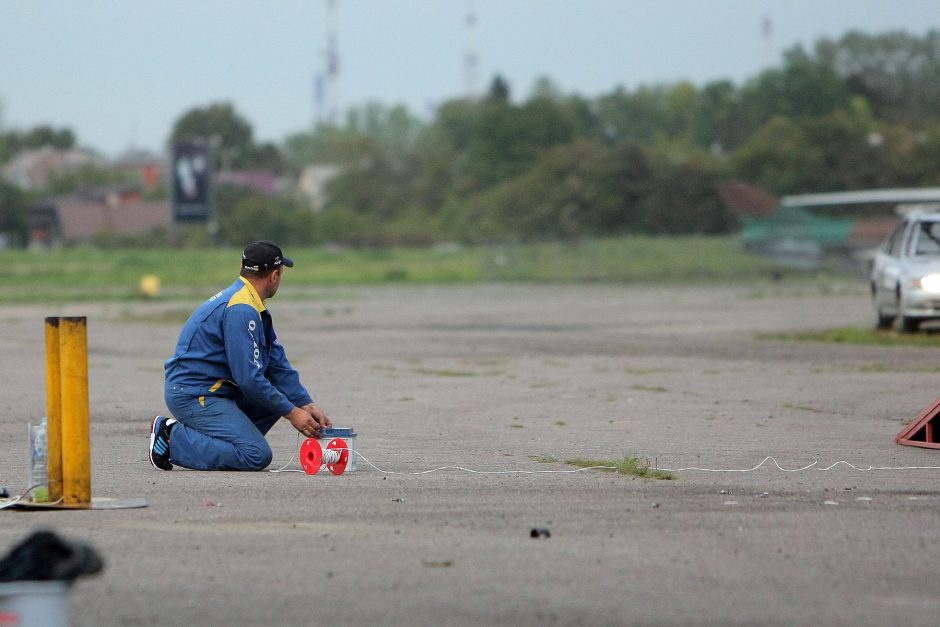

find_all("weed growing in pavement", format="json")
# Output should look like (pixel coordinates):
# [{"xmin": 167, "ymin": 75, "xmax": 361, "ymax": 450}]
[
  {"xmin": 531, "ymin": 456, "xmax": 675, "ymax": 480},
  {"xmin": 632, "ymin": 384, "xmax": 668, "ymax": 393},
  {"xmin": 411, "ymin": 368, "xmax": 478, "ymax": 377},
  {"xmin": 781, "ymin": 403, "xmax": 827, "ymax": 413},
  {"xmin": 529, "ymin": 455, "xmax": 558, "ymax": 464},
  {"xmin": 567, "ymin": 457, "xmax": 675, "ymax": 480}
]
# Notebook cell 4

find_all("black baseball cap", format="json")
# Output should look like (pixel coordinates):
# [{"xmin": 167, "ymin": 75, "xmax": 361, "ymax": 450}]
[{"xmin": 241, "ymin": 240, "xmax": 294, "ymax": 272}]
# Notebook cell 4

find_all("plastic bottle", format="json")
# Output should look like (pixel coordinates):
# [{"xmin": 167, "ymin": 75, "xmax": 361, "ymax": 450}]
[{"xmin": 28, "ymin": 417, "xmax": 49, "ymax": 502}]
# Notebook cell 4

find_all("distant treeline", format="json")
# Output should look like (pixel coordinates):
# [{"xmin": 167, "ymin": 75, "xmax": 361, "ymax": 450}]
[
  {"xmin": 267, "ymin": 29, "xmax": 940, "ymax": 246},
  {"xmin": 3, "ymin": 29, "xmax": 940, "ymax": 248}
]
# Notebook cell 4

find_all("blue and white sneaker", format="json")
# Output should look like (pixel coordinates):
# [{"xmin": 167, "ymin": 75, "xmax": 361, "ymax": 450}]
[{"xmin": 149, "ymin": 415, "xmax": 177, "ymax": 471}]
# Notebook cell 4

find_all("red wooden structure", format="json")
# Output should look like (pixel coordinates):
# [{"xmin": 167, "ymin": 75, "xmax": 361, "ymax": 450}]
[{"xmin": 896, "ymin": 397, "xmax": 940, "ymax": 449}]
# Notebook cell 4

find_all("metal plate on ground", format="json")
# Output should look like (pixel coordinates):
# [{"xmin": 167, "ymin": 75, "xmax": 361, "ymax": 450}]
[{"xmin": 0, "ymin": 496, "xmax": 148, "ymax": 510}]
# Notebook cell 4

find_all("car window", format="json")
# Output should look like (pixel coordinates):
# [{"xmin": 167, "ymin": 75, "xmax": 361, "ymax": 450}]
[
  {"xmin": 883, "ymin": 222, "xmax": 906, "ymax": 255},
  {"xmin": 887, "ymin": 221, "xmax": 908, "ymax": 256},
  {"xmin": 901, "ymin": 221, "xmax": 918, "ymax": 255},
  {"xmin": 913, "ymin": 221, "xmax": 940, "ymax": 256}
]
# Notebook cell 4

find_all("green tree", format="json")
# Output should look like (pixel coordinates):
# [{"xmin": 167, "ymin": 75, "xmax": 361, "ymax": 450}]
[
  {"xmin": 213, "ymin": 184, "xmax": 311, "ymax": 246},
  {"xmin": 44, "ymin": 164, "xmax": 135, "ymax": 195},
  {"xmin": 326, "ymin": 149, "xmax": 418, "ymax": 219},
  {"xmin": 0, "ymin": 181, "xmax": 28, "ymax": 246},
  {"xmin": 23, "ymin": 125, "xmax": 75, "ymax": 150},
  {"xmin": 476, "ymin": 139, "xmax": 655, "ymax": 240},
  {"xmin": 170, "ymin": 103, "xmax": 283, "ymax": 170},
  {"xmin": 803, "ymin": 106, "xmax": 885, "ymax": 190},
  {"xmin": 733, "ymin": 116, "xmax": 827, "ymax": 193},
  {"xmin": 461, "ymin": 88, "xmax": 580, "ymax": 191},
  {"xmin": 0, "ymin": 125, "xmax": 76, "ymax": 163},
  {"xmin": 284, "ymin": 124, "xmax": 377, "ymax": 166},
  {"xmin": 487, "ymin": 75, "xmax": 511, "ymax": 103},
  {"xmin": 692, "ymin": 80, "xmax": 742, "ymax": 151},
  {"xmin": 739, "ymin": 61, "xmax": 850, "ymax": 131},
  {"xmin": 641, "ymin": 159, "xmax": 734, "ymax": 234},
  {"xmin": 886, "ymin": 123, "xmax": 940, "ymax": 186},
  {"xmin": 798, "ymin": 30, "xmax": 940, "ymax": 121},
  {"xmin": 346, "ymin": 102, "xmax": 422, "ymax": 154},
  {"xmin": 595, "ymin": 86, "xmax": 670, "ymax": 145}
]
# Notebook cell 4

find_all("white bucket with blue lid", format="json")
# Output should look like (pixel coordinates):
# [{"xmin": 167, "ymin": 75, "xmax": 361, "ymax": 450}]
[{"xmin": 320, "ymin": 427, "xmax": 357, "ymax": 471}]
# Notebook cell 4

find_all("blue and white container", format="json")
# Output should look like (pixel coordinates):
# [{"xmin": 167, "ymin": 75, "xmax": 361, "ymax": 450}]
[
  {"xmin": 0, "ymin": 581, "xmax": 69, "ymax": 626},
  {"xmin": 320, "ymin": 427, "xmax": 358, "ymax": 472},
  {"xmin": 27, "ymin": 418, "xmax": 48, "ymax": 502}
]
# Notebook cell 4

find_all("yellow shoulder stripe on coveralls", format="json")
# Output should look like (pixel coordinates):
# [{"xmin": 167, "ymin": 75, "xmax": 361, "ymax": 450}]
[{"xmin": 227, "ymin": 277, "xmax": 266, "ymax": 313}]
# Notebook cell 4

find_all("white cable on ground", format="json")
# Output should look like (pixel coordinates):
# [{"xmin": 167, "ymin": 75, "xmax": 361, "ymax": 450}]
[
  {"xmin": 351, "ymin": 449, "xmax": 615, "ymax": 475},
  {"xmin": 654, "ymin": 456, "xmax": 940, "ymax": 473},
  {"xmin": 0, "ymin": 495, "xmax": 26, "ymax": 510},
  {"xmin": 0, "ymin": 485, "xmax": 63, "ymax": 510},
  {"xmin": 267, "ymin": 432, "xmax": 940, "ymax": 476},
  {"xmin": 271, "ymin": 447, "xmax": 613, "ymax": 475},
  {"xmin": 270, "ymin": 443, "xmax": 940, "ymax": 476}
]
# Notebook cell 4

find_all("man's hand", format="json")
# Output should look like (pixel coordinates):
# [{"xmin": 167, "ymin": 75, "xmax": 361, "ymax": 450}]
[
  {"xmin": 285, "ymin": 406, "xmax": 322, "ymax": 439},
  {"xmin": 301, "ymin": 403, "xmax": 332, "ymax": 430}
]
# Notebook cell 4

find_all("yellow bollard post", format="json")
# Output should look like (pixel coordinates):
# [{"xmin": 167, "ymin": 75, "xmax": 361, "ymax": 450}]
[
  {"xmin": 44, "ymin": 317, "xmax": 63, "ymax": 502},
  {"xmin": 59, "ymin": 316, "xmax": 91, "ymax": 506}
]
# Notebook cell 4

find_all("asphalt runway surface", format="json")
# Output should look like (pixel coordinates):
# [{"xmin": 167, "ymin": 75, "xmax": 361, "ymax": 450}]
[{"xmin": 2, "ymin": 282, "xmax": 940, "ymax": 626}]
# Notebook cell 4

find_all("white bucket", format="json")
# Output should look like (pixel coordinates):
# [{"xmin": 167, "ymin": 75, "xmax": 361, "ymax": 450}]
[
  {"xmin": 0, "ymin": 581, "xmax": 69, "ymax": 626},
  {"xmin": 320, "ymin": 427, "xmax": 358, "ymax": 472}
]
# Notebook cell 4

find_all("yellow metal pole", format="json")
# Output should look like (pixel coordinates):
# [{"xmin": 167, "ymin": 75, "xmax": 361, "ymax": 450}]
[
  {"xmin": 44, "ymin": 317, "xmax": 63, "ymax": 502},
  {"xmin": 59, "ymin": 316, "xmax": 91, "ymax": 506}
]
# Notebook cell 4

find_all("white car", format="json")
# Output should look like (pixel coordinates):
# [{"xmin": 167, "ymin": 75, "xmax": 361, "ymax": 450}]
[{"xmin": 870, "ymin": 212, "xmax": 940, "ymax": 332}]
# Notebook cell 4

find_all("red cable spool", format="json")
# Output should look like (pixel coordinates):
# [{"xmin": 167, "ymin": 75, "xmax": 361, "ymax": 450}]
[{"xmin": 299, "ymin": 437, "xmax": 349, "ymax": 475}]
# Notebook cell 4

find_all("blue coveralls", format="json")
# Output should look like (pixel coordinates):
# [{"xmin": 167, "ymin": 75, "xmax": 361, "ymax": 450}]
[{"xmin": 164, "ymin": 277, "xmax": 313, "ymax": 470}]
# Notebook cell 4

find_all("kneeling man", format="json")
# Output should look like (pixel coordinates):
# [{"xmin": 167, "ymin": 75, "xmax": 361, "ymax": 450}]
[{"xmin": 150, "ymin": 240, "xmax": 330, "ymax": 471}]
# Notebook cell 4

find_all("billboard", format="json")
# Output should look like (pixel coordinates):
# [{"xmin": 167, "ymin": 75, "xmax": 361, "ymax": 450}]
[{"xmin": 172, "ymin": 141, "xmax": 211, "ymax": 222}]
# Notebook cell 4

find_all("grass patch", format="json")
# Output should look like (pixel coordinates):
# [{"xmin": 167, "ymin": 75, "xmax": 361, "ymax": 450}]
[
  {"xmin": 529, "ymin": 455, "xmax": 558, "ymax": 464},
  {"xmin": 411, "ymin": 368, "xmax": 478, "ymax": 377},
  {"xmin": 761, "ymin": 326, "xmax": 940, "ymax": 347},
  {"xmin": 564, "ymin": 457, "xmax": 675, "ymax": 480},
  {"xmin": 0, "ymin": 235, "xmax": 833, "ymax": 303},
  {"xmin": 463, "ymin": 358, "xmax": 508, "ymax": 367},
  {"xmin": 529, "ymin": 454, "xmax": 673, "ymax": 480},
  {"xmin": 632, "ymin": 384, "xmax": 668, "ymax": 393},
  {"xmin": 624, "ymin": 367, "xmax": 676, "ymax": 375},
  {"xmin": 479, "ymin": 236, "xmax": 781, "ymax": 283},
  {"xmin": 781, "ymin": 403, "xmax": 826, "ymax": 413}
]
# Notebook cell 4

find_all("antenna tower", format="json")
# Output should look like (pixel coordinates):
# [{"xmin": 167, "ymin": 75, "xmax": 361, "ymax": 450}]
[
  {"xmin": 464, "ymin": 1, "xmax": 479, "ymax": 99},
  {"xmin": 325, "ymin": 0, "xmax": 340, "ymax": 125},
  {"xmin": 761, "ymin": 16, "xmax": 776, "ymax": 71}
]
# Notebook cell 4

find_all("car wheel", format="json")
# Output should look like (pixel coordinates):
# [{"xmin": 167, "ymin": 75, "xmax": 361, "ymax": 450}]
[
  {"xmin": 872, "ymin": 283, "xmax": 893, "ymax": 329},
  {"xmin": 893, "ymin": 290, "xmax": 919, "ymax": 333},
  {"xmin": 875, "ymin": 307, "xmax": 893, "ymax": 329},
  {"xmin": 896, "ymin": 315, "xmax": 919, "ymax": 333}
]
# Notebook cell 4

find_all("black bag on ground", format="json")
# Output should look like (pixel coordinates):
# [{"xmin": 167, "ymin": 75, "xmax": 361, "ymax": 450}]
[{"xmin": 0, "ymin": 530, "xmax": 103, "ymax": 583}]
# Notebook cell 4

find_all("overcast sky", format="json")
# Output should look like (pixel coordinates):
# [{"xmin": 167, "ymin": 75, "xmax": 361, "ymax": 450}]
[{"xmin": 1, "ymin": 0, "xmax": 938, "ymax": 158}]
